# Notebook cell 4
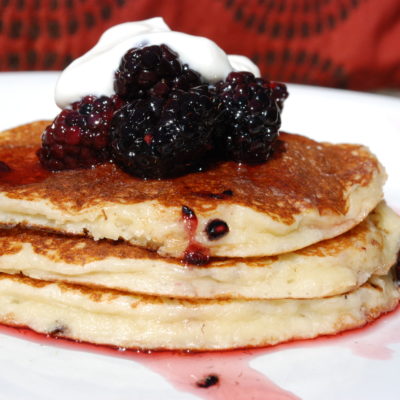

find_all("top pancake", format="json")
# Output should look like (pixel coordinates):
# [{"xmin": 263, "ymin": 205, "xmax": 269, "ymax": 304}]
[{"xmin": 0, "ymin": 121, "xmax": 386, "ymax": 258}]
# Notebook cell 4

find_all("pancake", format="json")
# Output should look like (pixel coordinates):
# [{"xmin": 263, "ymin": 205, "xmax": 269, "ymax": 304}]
[
  {"xmin": 0, "ymin": 202, "xmax": 399, "ymax": 300},
  {"xmin": 0, "ymin": 122, "xmax": 386, "ymax": 259},
  {"xmin": 0, "ymin": 270, "xmax": 397, "ymax": 350}
]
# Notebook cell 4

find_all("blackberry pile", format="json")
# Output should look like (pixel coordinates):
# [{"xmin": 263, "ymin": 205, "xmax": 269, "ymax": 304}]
[{"xmin": 38, "ymin": 44, "xmax": 288, "ymax": 178}]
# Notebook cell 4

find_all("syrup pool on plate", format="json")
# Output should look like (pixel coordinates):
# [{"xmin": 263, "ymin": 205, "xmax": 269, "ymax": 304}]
[{"xmin": 0, "ymin": 304, "xmax": 399, "ymax": 400}]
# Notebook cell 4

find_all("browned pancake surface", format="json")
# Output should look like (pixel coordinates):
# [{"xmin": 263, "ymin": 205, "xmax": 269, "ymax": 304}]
[{"xmin": 0, "ymin": 121, "xmax": 378, "ymax": 224}]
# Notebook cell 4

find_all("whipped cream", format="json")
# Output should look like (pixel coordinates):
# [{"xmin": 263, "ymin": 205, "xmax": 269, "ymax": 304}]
[{"xmin": 55, "ymin": 17, "xmax": 260, "ymax": 108}]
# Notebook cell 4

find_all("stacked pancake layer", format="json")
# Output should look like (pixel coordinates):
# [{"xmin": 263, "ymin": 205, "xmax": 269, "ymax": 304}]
[{"xmin": 0, "ymin": 122, "xmax": 398, "ymax": 350}]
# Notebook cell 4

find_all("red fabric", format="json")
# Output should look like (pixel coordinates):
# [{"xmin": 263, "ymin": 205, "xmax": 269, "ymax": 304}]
[{"xmin": 0, "ymin": 0, "xmax": 399, "ymax": 90}]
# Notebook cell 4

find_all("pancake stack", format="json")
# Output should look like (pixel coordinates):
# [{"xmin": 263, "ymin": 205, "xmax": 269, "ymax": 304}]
[{"xmin": 0, "ymin": 120, "xmax": 398, "ymax": 350}]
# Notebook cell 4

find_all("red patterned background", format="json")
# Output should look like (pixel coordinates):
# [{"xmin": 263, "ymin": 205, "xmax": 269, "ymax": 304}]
[{"xmin": 0, "ymin": 0, "xmax": 399, "ymax": 90}]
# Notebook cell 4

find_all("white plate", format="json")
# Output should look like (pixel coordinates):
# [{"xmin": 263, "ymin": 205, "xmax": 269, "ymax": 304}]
[{"xmin": 0, "ymin": 72, "xmax": 399, "ymax": 400}]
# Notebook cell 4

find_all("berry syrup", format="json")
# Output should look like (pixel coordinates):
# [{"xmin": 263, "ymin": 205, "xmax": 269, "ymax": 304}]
[
  {"xmin": 182, "ymin": 205, "xmax": 210, "ymax": 265},
  {"xmin": 0, "ymin": 305, "xmax": 399, "ymax": 400}
]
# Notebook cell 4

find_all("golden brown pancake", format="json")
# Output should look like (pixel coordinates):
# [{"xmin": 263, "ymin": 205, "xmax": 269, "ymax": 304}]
[
  {"xmin": 0, "ymin": 121, "xmax": 386, "ymax": 258},
  {"xmin": 0, "ymin": 202, "xmax": 398, "ymax": 300},
  {"xmin": 0, "ymin": 270, "xmax": 397, "ymax": 350}
]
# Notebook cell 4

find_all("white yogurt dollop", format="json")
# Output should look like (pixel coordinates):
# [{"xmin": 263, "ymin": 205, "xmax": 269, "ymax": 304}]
[{"xmin": 55, "ymin": 17, "xmax": 260, "ymax": 108}]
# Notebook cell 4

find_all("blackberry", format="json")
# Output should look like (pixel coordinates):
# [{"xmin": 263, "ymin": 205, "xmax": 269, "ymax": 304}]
[
  {"xmin": 110, "ymin": 89, "xmax": 215, "ymax": 179},
  {"xmin": 38, "ymin": 95, "xmax": 123, "ymax": 170},
  {"xmin": 114, "ymin": 44, "xmax": 202, "ymax": 101},
  {"xmin": 215, "ymin": 72, "xmax": 284, "ymax": 164}
]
